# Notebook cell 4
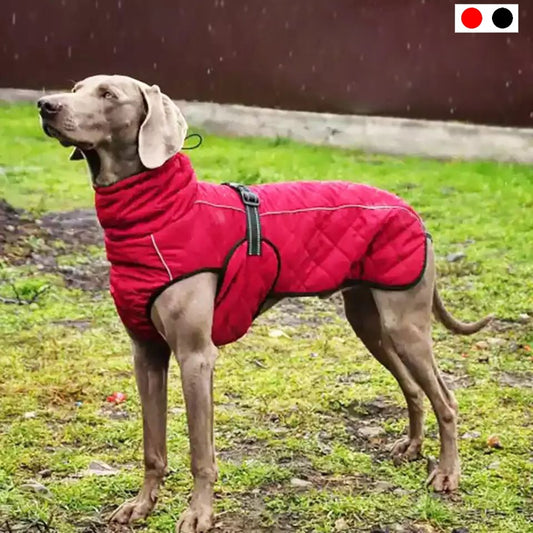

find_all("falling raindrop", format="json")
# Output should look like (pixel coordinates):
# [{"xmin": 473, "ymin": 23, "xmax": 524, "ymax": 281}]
[
  {"xmin": 67, "ymin": 46, "xmax": 72, "ymax": 59},
  {"xmin": 207, "ymin": 67, "xmax": 212, "ymax": 75},
  {"xmin": 13, "ymin": 53, "xmax": 19, "ymax": 61},
  {"xmin": 288, "ymin": 50, "xmax": 293, "ymax": 58},
  {"xmin": 117, "ymin": 0, "xmax": 122, "ymax": 8},
  {"xmin": 406, "ymin": 104, "xmax": 411, "ymax": 111},
  {"xmin": 505, "ymin": 81, "xmax": 511, "ymax": 88},
  {"xmin": 406, "ymin": 42, "xmax": 411, "ymax": 50},
  {"xmin": 208, "ymin": 24, "xmax": 213, "ymax": 33},
  {"xmin": 113, "ymin": 46, "xmax": 117, "ymax": 55},
  {"xmin": 448, "ymin": 96, "xmax": 453, "ymax": 103},
  {"xmin": 450, "ymin": 107, "xmax": 455, "ymax": 115},
  {"xmin": 311, "ymin": 65, "xmax": 316, "ymax": 73},
  {"xmin": 90, "ymin": 31, "xmax": 95, "ymax": 40},
  {"xmin": 518, "ymin": 68, "xmax": 523, "ymax": 75},
  {"xmin": 278, "ymin": 63, "xmax": 283, "ymax": 69},
  {"xmin": 161, "ymin": 36, "xmax": 165, "ymax": 44},
  {"xmin": 300, "ymin": 83, "xmax": 306, "ymax": 91},
  {"xmin": 153, "ymin": 62, "xmax": 157, "ymax": 70},
  {"xmin": 11, "ymin": 12, "xmax": 16, "ymax": 25},
  {"xmin": 44, "ymin": 35, "xmax": 48, "ymax": 43}
]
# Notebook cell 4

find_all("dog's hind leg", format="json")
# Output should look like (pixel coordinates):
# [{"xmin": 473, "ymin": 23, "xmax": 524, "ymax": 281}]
[
  {"xmin": 343, "ymin": 287, "xmax": 425, "ymax": 463},
  {"xmin": 371, "ymin": 242, "xmax": 460, "ymax": 492}
]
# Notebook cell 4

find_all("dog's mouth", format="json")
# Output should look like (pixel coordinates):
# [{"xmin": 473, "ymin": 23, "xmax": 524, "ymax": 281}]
[{"xmin": 42, "ymin": 122, "xmax": 95, "ymax": 150}]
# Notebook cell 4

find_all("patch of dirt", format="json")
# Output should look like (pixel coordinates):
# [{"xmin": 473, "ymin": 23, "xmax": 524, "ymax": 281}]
[
  {"xmin": 441, "ymin": 371, "xmax": 473, "ymax": 390},
  {"xmin": 0, "ymin": 199, "xmax": 107, "ymax": 291},
  {"xmin": 257, "ymin": 294, "xmax": 346, "ymax": 332},
  {"xmin": 488, "ymin": 317, "xmax": 532, "ymax": 335},
  {"xmin": 323, "ymin": 396, "xmax": 407, "ymax": 458},
  {"xmin": 50, "ymin": 319, "xmax": 93, "ymax": 331},
  {"xmin": 331, "ymin": 396, "xmax": 406, "ymax": 424},
  {"xmin": 497, "ymin": 371, "xmax": 533, "ymax": 389},
  {"xmin": 40, "ymin": 209, "xmax": 103, "ymax": 247},
  {"xmin": 0, "ymin": 199, "xmax": 41, "ymax": 254},
  {"xmin": 213, "ymin": 486, "xmax": 295, "ymax": 533},
  {"xmin": 0, "ymin": 517, "xmax": 57, "ymax": 532}
]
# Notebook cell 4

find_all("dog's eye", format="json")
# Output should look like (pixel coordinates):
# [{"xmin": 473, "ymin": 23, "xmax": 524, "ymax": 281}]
[{"xmin": 102, "ymin": 90, "xmax": 114, "ymax": 100}]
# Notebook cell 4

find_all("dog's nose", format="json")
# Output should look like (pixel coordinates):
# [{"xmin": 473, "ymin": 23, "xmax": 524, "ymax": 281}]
[{"xmin": 37, "ymin": 98, "xmax": 63, "ymax": 117}]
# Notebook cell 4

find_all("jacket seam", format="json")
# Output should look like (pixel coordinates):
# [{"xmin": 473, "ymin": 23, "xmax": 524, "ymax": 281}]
[
  {"xmin": 260, "ymin": 204, "xmax": 420, "ymax": 219},
  {"xmin": 150, "ymin": 234, "xmax": 173, "ymax": 281},
  {"xmin": 194, "ymin": 200, "xmax": 246, "ymax": 213}
]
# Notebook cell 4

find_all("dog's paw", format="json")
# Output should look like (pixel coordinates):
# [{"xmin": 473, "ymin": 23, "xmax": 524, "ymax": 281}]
[
  {"xmin": 391, "ymin": 437, "xmax": 422, "ymax": 465},
  {"xmin": 426, "ymin": 464, "xmax": 460, "ymax": 492},
  {"xmin": 176, "ymin": 504, "xmax": 214, "ymax": 533},
  {"xmin": 109, "ymin": 495, "xmax": 156, "ymax": 524}
]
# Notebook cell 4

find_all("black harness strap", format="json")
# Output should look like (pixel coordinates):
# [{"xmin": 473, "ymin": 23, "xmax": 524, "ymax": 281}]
[{"xmin": 223, "ymin": 182, "xmax": 262, "ymax": 256}]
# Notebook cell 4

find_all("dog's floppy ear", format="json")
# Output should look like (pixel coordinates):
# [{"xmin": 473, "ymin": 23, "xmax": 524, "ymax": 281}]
[
  {"xmin": 70, "ymin": 148, "xmax": 85, "ymax": 160},
  {"xmin": 138, "ymin": 84, "xmax": 188, "ymax": 169}
]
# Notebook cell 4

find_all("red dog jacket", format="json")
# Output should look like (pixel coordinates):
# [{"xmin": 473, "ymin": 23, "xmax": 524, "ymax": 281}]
[{"xmin": 94, "ymin": 153, "xmax": 427, "ymax": 346}]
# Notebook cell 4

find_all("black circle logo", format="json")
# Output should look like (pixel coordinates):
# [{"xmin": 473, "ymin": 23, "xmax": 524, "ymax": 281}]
[{"xmin": 492, "ymin": 7, "xmax": 513, "ymax": 29}]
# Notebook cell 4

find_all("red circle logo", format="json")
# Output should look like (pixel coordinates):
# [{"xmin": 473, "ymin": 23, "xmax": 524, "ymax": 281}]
[{"xmin": 461, "ymin": 7, "xmax": 483, "ymax": 29}]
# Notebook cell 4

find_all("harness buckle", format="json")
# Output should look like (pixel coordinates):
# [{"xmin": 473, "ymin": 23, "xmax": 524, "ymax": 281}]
[
  {"xmin": 240, "ymin": 188, "xmax": 260, "ymax": 207},
  {"xmin": 224, "ymin": 182, "xmax": 260, "ymax": 207}
]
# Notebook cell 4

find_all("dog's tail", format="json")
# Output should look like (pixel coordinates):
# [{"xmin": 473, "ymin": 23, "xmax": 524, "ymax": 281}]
[{"xmin": 433, "ymin": 287, "xmax": 493, "ymax": 335}]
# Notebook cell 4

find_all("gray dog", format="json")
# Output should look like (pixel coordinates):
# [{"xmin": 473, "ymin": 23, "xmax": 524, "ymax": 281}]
[{"xmin": 38, "ymin": 75, "xmax": 491, "ymax": 533}]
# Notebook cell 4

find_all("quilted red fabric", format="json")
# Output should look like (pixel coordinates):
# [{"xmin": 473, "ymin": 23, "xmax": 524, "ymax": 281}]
[{"xmin": 94, "ymin": 153, "xmax": 427, "ymax": 346}]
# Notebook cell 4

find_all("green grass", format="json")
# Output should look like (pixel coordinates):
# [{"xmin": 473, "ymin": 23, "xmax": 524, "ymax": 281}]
[{"xmin": 0, "ymin": 102, "xmax": 532, "ymax": 532}]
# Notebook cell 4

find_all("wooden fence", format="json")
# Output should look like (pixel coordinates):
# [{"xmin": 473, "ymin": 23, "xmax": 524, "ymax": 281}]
[{"xmin": 1, "ymin": 0, "xmax": 532, "ymax": 127}]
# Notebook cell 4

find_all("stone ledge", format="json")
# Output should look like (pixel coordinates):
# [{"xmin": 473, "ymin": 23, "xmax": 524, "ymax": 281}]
[{"xmin": 3, "ymin": 87, "xmax": 532, "ymax": 163}]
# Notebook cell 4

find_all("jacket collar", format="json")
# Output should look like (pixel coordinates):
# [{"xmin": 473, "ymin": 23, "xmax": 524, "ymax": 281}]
[{"xmin": 94, "ymin": 153, "xmax": 197, "ymax": 240}]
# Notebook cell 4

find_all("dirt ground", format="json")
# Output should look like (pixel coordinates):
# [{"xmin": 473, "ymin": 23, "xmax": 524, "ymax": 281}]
[{"xmin": 0, "ymin": 200, "xmax": 107, "ymax": 292}]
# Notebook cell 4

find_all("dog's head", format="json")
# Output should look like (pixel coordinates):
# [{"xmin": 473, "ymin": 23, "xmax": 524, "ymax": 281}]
[{"xmin": 38, "ymin": 75, "xmax": 188, "ymax": 183}]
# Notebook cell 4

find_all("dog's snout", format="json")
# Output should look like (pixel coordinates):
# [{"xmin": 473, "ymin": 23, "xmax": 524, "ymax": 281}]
[{"xmin": 38, "ymin": 97, "xmax": 63, "ymax": 117}]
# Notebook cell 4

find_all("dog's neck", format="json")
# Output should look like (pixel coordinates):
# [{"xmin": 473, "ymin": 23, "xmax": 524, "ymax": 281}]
[{"xmin": 83, "ymin": 145, "xmax": 145, "ymax": 187}]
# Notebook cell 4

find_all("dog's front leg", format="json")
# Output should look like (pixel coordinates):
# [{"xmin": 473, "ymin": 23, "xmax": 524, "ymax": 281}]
[
  {"xmin": 152, "ymin": 274, "xmax": 218, "ymax": 533},
  {"xmin": 110, "ymin": 335, "xmax": 170, "ymax": 524},
  {"xmin": 175, "ymin": 340, "xmax": 218, "ymax": 533}
]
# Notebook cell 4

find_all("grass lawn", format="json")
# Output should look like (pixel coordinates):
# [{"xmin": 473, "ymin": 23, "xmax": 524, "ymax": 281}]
[{"xmin": 0, "ymin": 102, "xmax": 532, "ymax": 532}]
